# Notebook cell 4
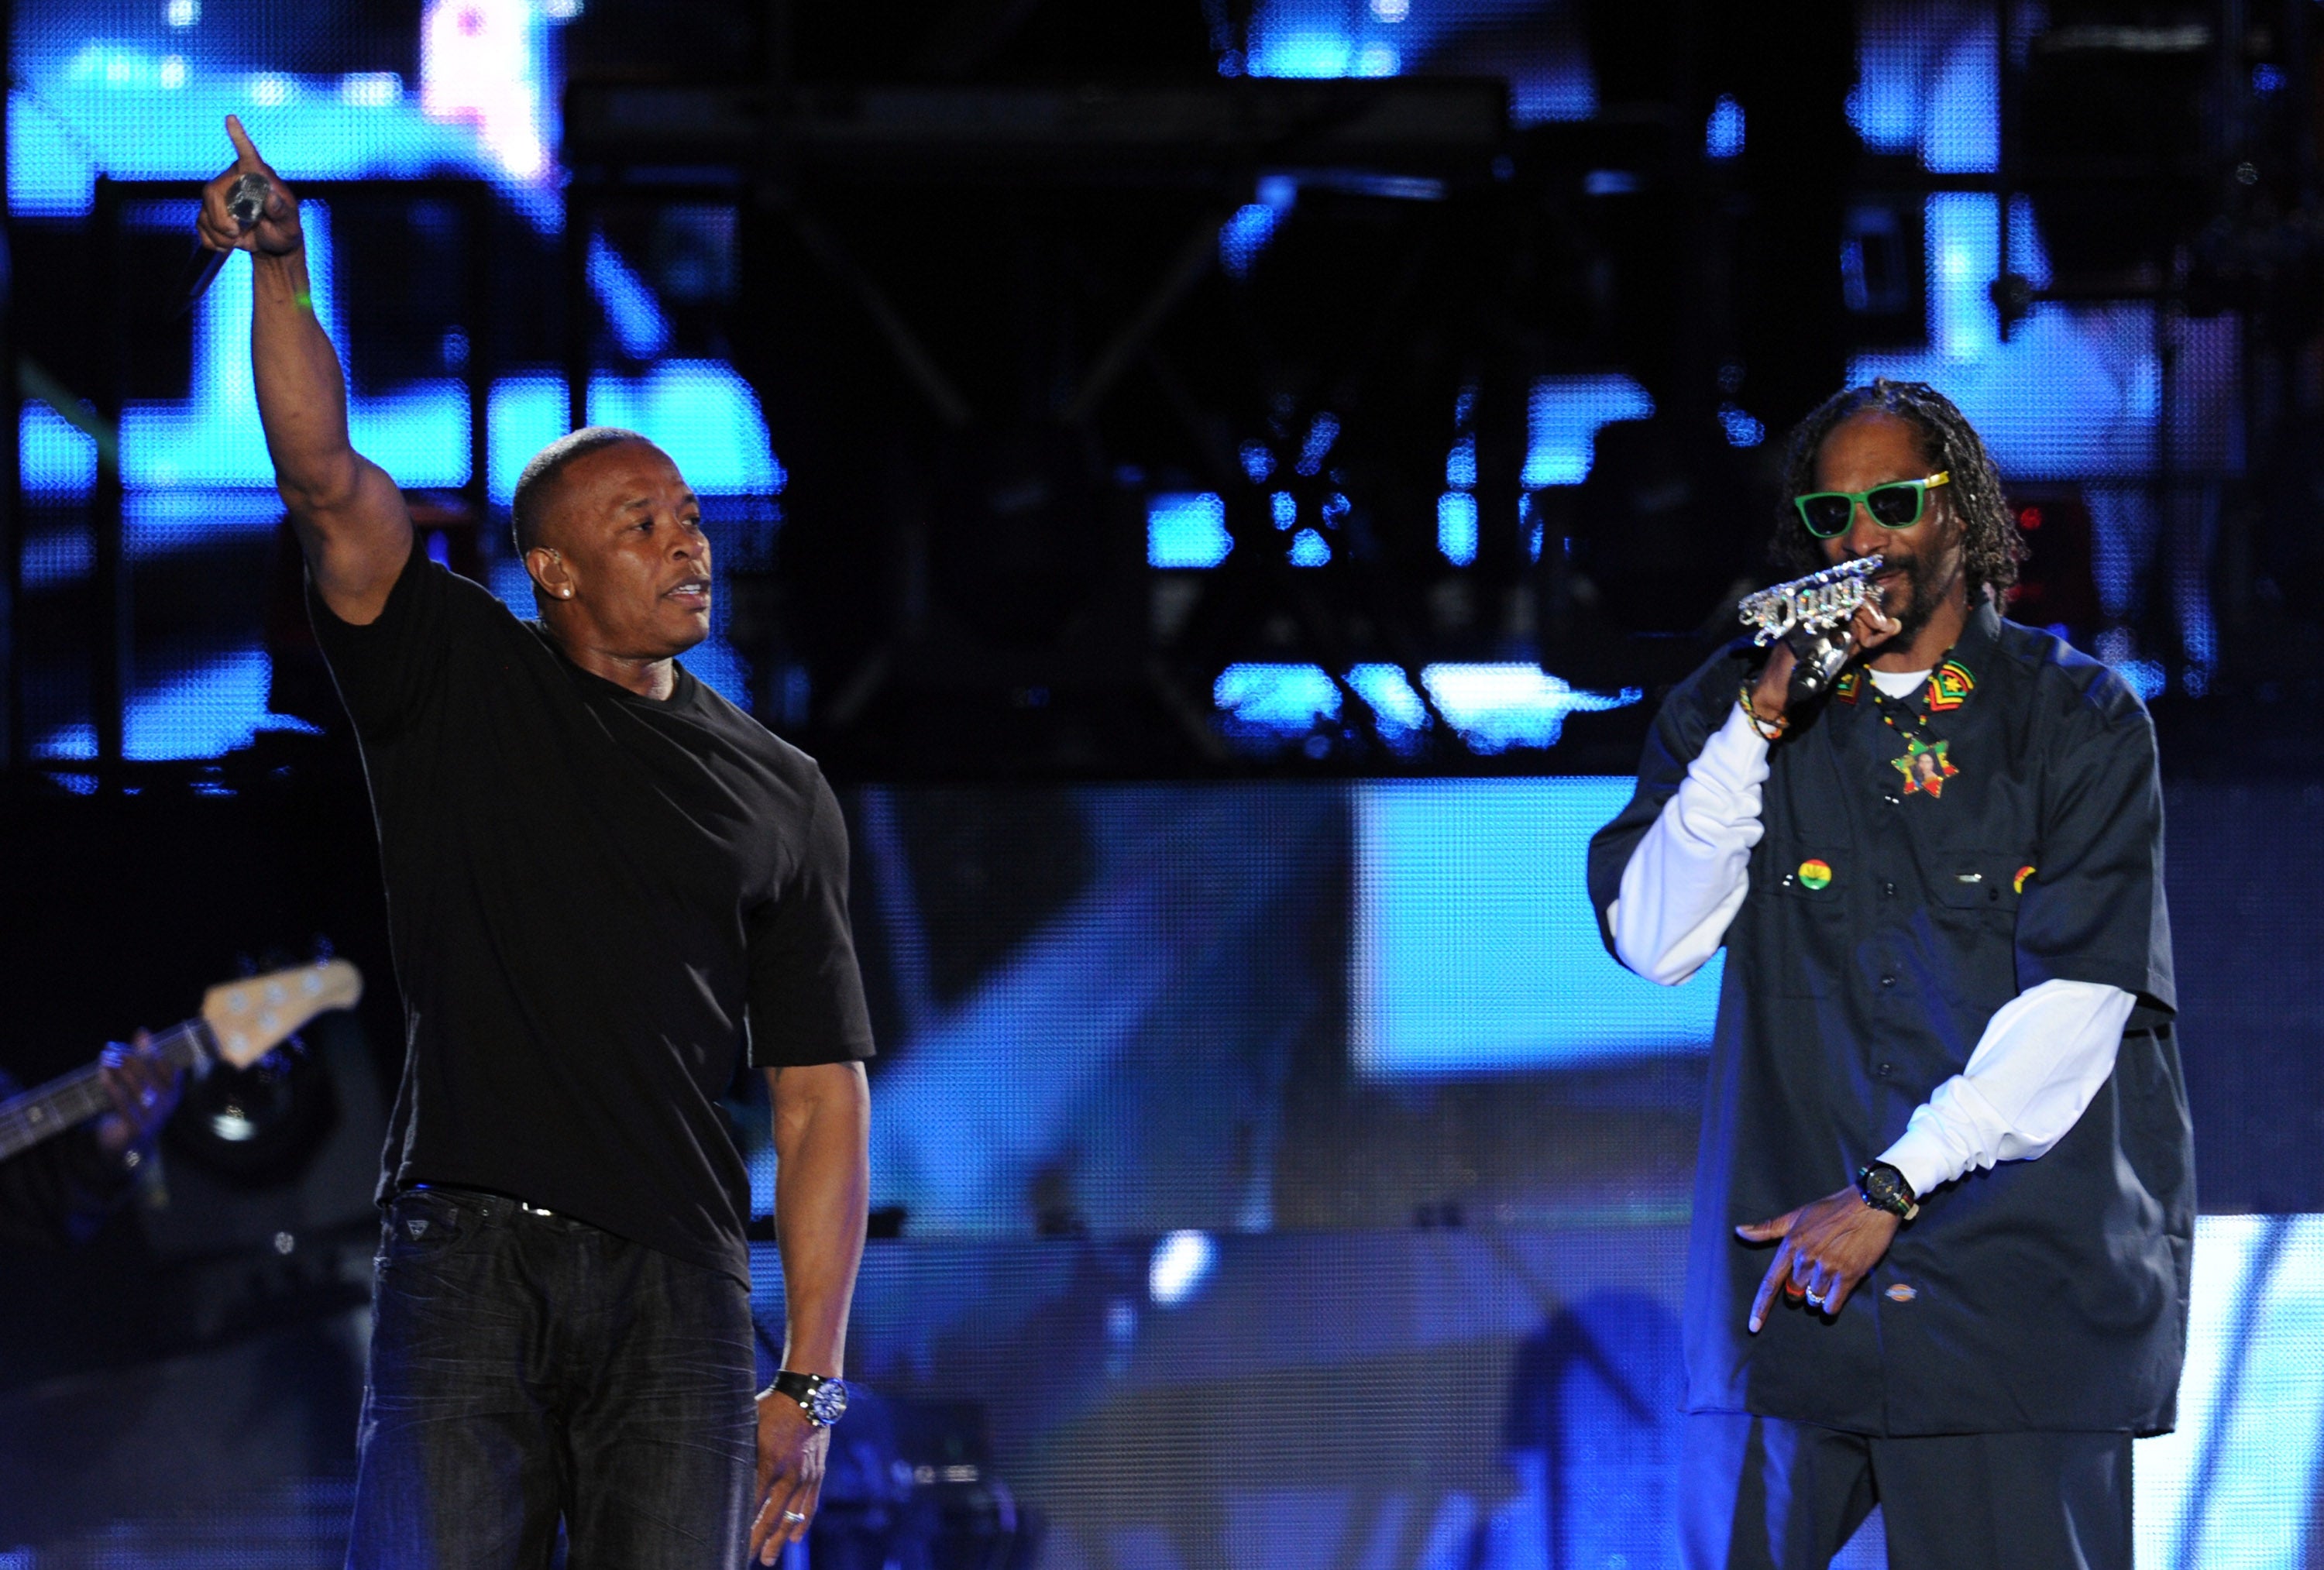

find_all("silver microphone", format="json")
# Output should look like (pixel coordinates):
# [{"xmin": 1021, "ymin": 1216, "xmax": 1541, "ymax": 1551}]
[
  {"xmin": 1738, "ymin": 557, "xmax": 1886, "ymax": 706},
  {"xmin": 1738, "ymin": 556, "xmax": 1884, "ymax": 647},
  {"xmin": 181, "ymin": 170, "xmax": 273, "ymax": 314}
]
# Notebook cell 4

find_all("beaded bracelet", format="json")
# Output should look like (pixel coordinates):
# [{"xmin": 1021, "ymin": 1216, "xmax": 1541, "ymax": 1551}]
[{"xmin": 1738, "ymin": 682, "xmax": 1789, "ymax": 742}]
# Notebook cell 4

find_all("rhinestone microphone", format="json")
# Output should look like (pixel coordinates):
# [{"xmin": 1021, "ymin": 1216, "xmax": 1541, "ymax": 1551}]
[{"xmin": 1737, "ymin": 556, "xmax": 1885, "ymax": 648}]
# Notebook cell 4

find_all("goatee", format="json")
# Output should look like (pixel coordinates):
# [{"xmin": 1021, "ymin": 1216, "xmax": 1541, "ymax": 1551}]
[{"xmin": 1873, "ymin": 548, "xmax": 1958, "ymax": 651}]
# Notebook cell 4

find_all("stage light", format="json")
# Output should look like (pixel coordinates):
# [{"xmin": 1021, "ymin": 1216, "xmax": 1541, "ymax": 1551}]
[
  {"xmin": 1250, "ymin": 32, "xmax": 1355, "ymax": 79},
  {"xmin": 1717, "ymin": 406, "xmax": 1765, "ymax": 447},
  {"xmin": 1523, "ymin": 376, "xmax": 1654, "ymax": 487},
  {"xmin": 1294, "ymin": 412, "xmax": 1339, "ymax": 476},
  {"xmin": 1147, "ymin": 493, "xmax": 1232, "ymax": 569},
  {"xmin": 1219, "ymin": 175, "xmax": 1297, "ymax": 280},
  {"xmin": 1418, "ymin": 665, "xmax": 1638, "ymax": 754},
  {"xmin": 1855, "ymin": 7, "xmax": 1998, "ymax": 171},
  {"xmin": 586, "ymin": 234, "xmax": 673, "ymax": 359},
  {"xmin": 1211, "ymin": 662, "xmax": 1636, "ymax": 756},
  {"xmin": 1215, "ymin": 664, "xmax": 1337, "ymax": 738},
  {"xmin": 1706, "ymin": 95, "xmax": 1745, "ymax": 160},
  {"xmin": 1148, "ymin": 1231, "xmax": 1217, "ymax": 1306},
  {"xmin": 339, "ymin": 73, "xmax": 404, "ymax": 109},
  {"xmin": 1437, "ymin": 493, "xmax": 1478, "ymax": 565},
  {"xmin": 1446, "ymin": 431, "xmax": 1476, "ymax": 490}
]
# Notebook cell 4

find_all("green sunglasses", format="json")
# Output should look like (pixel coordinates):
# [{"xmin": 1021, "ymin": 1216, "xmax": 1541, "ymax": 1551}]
[{"xmin": 1793, "ymin": 472, "xmax": 1951, "ymax": 538}]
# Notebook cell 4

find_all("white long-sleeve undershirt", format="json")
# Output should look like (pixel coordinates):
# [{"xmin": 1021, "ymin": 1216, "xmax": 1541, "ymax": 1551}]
[{"xmin": 1607, "ymin": 673, "xmax": 2137, "ymax": 1198}]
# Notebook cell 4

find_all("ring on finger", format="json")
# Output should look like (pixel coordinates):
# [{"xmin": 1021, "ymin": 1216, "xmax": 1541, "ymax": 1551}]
[{"xmin": 782, "ymin": 1510, "xmax": 807, "ymax": 1524}]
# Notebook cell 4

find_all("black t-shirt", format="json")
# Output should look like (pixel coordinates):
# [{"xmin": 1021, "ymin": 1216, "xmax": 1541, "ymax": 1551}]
[{"xmin": 310, "ymin": 545, "xmax": 874, "ymax": 1286}]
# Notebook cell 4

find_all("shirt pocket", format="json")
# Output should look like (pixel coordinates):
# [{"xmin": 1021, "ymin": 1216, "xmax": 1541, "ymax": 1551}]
[
  {"xmin": 1928, "ymin": 850, "xmax": 2030, "ymax": 916},
  {"xmin": 1747, "ymin": 841, "xmax": 1851, "ymax": 998},
  {"xmin": 1927, "ymin": 849, "xmax": 2030, "ymax": 1011}
]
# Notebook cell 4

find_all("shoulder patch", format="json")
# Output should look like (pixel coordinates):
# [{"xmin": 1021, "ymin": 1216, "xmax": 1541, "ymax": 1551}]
[
  {"xmin": 1831, "ymin": 670, "xmax": 1862, "ymax": 704},
  {"xmin": 1928, "ymin": 659, "xmax": 1975, "ymax": 711}
]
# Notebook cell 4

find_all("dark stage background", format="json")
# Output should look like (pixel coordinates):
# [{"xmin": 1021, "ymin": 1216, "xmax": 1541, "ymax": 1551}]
[{"xmin": 2, "ymin": 0, "xmax": 2323, "ymax": 1565}]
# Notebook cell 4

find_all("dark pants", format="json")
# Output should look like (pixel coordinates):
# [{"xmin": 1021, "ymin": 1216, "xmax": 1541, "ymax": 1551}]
[
  {"xmin": 1680, "ymin": 1413, "xmax": 2133, "ymax": 1570},
  {"xmin": 346, "ymin": 1187, "xmax": 757, "ymax": 1570}
]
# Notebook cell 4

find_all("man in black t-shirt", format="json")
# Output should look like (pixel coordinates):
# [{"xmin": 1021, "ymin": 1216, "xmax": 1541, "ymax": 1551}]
[{"xmin": 202, "ymin": 119, "xmax": 874, "ymax": 1568}]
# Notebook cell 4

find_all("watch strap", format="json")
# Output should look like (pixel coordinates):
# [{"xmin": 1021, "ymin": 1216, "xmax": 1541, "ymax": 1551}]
[
  {"xmin": 1856, "ymin": 1162, "xmax": 1920, "ymax": 1221},
  {"xmin": 770, "ymin": 1370, "xmax": 847, "ymax": 1426}
]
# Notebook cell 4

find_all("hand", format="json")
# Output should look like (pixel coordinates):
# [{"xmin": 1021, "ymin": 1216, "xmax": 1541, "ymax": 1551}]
[
  {"xmin": 1747, "ymin": 640, "xmax": 1800, "ymax": 726},
  {"xmin": 95, "ymin": 1030, "xmax": 181, "ymax": 1159},
  {"xmin": 198, "ymin": 115, "xmax": 301, "ymax": 259},
  {"xmin": 748, "ymin": 1388, "xmax": 829, "ymax": 1565},
  {"xmin": 1738, "ymin": 1186, "xmax": 1900, "ymax": 1332},
  {"xmin": 1847, "ymin": 594, "xmax": 1903, "ymax": 658},
  {"xmin": 1747, "ymin": 595, "xmax": 1903, "ymax": 724}
]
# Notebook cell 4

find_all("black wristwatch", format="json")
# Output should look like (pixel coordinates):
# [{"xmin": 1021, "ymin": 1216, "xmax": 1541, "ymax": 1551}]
[
  {"xmin": 1856, "ymin": 1162, "xmax": 1920, "ymax": 1221},
  {"xmin": 769, "ymin": 1370, "xmax": 849, "ymax": 1427}
]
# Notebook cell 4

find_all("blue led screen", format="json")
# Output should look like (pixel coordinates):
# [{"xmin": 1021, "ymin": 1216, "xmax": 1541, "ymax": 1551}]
[{"xmin": 1353, "ymin": 779, "xmax": 1721, "ymax": 1075}]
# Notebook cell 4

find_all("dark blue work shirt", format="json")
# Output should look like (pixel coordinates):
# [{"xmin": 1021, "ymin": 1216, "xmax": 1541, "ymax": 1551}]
[{"xmin": 1590, "ymin": 600, "xmax": 2192, "ymax": 1436}]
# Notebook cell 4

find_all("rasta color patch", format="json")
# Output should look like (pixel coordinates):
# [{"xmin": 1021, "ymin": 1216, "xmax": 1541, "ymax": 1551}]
[
  {"xmin": 1831, "ymin": 671, "xmax": 1862, "ymax": 704},
  {"xmin": 1927, "ymin": 659, "xmax": 1975, "ymax": 711},
  {"xmin": 2014, "ymin": 864, "xmax": 2035, "ymax": 894},
  {"xmin": 1797, "ymin": 859, "xmax": 1832, "ymax": 891},
  {"xmin": 1892, "ymin": 736, "xmax": 1959, "ymax": 798}
]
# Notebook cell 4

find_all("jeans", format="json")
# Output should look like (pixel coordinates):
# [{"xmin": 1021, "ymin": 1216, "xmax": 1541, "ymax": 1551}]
[{"xmin": 347, "ymin": 1187, "xmax": 757, "ymax": 1569}]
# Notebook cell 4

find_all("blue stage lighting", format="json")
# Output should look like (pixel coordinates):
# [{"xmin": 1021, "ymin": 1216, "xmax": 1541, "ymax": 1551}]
[
  {"xmin": 1437, "ymin": 492, "xmax": 1478, "ymax": 565},
  {"xmin": 1524, "ymin": 376, "xmax": 1653, "ymax": 486},
  {"xmin": 1353, "ymin": 778, "xmax": 1724, "ymax": 1074},
  {"xmin": 1707, "ymin": 94, "xmax": 1745, "ymax": 160},
  {"xmin": 1148, "ymin": 1230, "xmax": 1218, "ymax": 1306},
  {"xmin": 1148, "ymin": 493, "xmax": 1232, "ymax": 569}
]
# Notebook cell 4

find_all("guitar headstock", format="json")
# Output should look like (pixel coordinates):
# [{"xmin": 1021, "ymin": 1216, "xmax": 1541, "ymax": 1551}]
[{"xmin": 201, "ymin": 959, "xmax": 363, "ymax": 1070}]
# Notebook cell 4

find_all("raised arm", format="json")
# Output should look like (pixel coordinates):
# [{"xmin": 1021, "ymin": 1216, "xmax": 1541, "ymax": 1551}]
[{"xmin": 201, "ymin": 115, "xmax": 410, "ymax": 624}]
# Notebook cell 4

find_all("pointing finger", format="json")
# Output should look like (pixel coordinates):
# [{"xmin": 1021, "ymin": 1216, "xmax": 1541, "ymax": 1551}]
[
  {"xmin": 225, "ymin": 114, "xmax": 263, "ymax": 169},
  {"xmin": 1748, "ymin": 1242, "xmax": 1791, "ymax": 1334}
]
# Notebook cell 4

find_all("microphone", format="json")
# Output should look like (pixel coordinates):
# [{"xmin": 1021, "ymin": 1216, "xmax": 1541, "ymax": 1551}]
[{"xmin": 180, "ymin": 171, "xmax": 273, "ymax": 316}]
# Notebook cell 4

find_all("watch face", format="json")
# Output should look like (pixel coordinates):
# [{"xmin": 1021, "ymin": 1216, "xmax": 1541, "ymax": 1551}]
[{"xmin": 807, "ymin": 1379, "xmax": 848, "ymax": 1425}]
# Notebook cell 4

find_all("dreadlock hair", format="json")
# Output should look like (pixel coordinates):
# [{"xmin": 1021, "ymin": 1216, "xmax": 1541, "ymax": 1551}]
[{"xmin": 1768, "ymin": 379, "xmax": 2023, "ymax": 601}]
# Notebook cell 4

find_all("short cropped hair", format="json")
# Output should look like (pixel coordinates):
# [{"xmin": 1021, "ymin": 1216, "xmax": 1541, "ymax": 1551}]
[
  {"xmin": 1769, "ymin": 379, "xmax": 2024, "ymax": 599},
  {"xmin": 510, "ymin": 426, "xmax": 653, "ymax": 556}
]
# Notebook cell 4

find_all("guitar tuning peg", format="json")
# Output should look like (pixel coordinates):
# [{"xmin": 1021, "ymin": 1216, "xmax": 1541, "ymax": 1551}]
[{"xmin": 311, "ymin": 934, "xmax": 335, "ymax": 962}]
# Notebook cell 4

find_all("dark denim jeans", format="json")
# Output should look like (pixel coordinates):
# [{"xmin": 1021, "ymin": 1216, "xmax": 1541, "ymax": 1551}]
[{"xmin": 347, "ymin": 1187, "xmax": 756, "ymax": 1569}]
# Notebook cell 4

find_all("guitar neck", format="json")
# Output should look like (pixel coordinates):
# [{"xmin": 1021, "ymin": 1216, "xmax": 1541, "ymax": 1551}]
[{"xmin": 0, "ymin": 1019, "xmax": 210, "ymax": 1163}]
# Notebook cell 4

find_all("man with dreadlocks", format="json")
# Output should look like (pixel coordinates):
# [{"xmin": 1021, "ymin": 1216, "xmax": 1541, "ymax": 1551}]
[{"xmin": 1590, "ymin": 380, "xmax": 2188, "ymax": 1567}]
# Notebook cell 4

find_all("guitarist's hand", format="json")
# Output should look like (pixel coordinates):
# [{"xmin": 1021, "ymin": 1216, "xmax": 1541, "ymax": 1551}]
[{"xmin": 95, "ymin": 1032, "xmax": 180, "ymax": 1159}]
